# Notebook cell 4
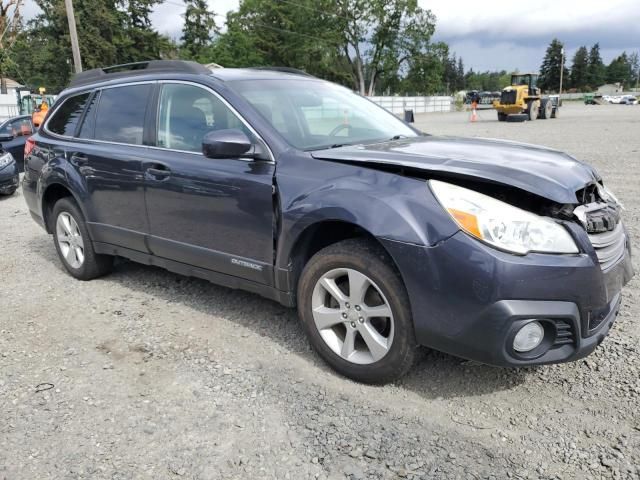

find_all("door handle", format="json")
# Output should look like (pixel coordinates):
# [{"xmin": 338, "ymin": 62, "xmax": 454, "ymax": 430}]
[
  {"xmin": 145, "ymin": 164, "xmax": 171, "ymax": 179},
  {"xmin": 70, "ymin": 153, "xmax": 88, "ymax": 166}
]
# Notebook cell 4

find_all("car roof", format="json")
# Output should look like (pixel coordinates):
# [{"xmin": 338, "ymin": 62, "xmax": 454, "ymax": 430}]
[
  {"xmin": 209, "ymin": 68, "xmax": 318, "ymax": 82},
  {"xmin": 68, "ymin": 61, "xmax": 318, "ymax": 91}
]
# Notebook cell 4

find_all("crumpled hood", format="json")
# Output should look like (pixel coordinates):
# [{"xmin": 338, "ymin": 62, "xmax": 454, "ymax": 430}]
[{"xmin": 311, "ymin": 136, "xmax": 600, "ymax": 204}]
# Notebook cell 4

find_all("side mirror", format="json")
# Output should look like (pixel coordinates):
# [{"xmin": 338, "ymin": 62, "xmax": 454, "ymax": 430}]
[
  {"xmin": 202, "ymin": 129, "xmax": 253, "ymax": 159},
  {"xmin": 0, "ymin": 133, "xmax": 14, "ymax": 142}
]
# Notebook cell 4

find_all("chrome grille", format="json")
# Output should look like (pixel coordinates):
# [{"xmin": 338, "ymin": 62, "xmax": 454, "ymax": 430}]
[{"xmin": 588, "ymin": 222, "xmax": 625, "ymax": 270}]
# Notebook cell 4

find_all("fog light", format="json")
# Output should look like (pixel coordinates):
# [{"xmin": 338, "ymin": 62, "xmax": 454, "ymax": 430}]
[{"xmin": 513, "ymin": 321, "xmax": 544, "ymax": 352}]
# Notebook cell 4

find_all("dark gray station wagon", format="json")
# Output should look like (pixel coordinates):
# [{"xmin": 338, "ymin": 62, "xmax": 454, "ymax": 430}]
[{"xmin": 22, "ymin": 61, "xmax": 633, "ymax": 383}]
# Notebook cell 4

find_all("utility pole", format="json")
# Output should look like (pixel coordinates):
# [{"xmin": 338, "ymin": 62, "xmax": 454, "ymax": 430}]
[
  {"xmin": 64, "ymin": 0, "xmax": 82, "ymax": 73},
  {"xmin": 558, "ymin": 47, "xmax": 564, "ymax": 100}
]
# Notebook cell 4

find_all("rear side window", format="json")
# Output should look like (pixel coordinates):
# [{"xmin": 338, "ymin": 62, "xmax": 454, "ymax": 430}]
[
  {"xmin": 47, "ymin": 93, "xmax": 90, "ymax": 136},
  {"xmin": 78, "ymin": 92, "xmax": 99, "ymax": 139},
  {"xmin": 94, "ymin": 84, "xmax": 152, "ymax": 145}
]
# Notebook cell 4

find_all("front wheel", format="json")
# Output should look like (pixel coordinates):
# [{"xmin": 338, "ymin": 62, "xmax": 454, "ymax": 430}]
[
  {"xmin": 52, "ymin": 197, "xmax": 113, "ymax": 280},
  {"xmin": 497, "ymin": 112, "xmax": 507, "ymax": 122},
  {"xmin": 297, "ymin": 239, "xmax": 416, "ymax": 384}
]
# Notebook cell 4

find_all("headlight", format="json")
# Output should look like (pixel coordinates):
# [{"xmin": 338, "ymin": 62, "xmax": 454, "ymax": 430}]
[
  {"xmin": 0, "ymin": 152, "xmax": 14, "ymax": 170},
  {"xmin": 429, "ymin": 180, "xmax": 578, "ymax": 255}
]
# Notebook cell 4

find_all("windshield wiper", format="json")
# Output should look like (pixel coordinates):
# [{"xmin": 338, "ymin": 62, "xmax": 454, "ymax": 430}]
[{"xmin": 389, "ymin": 134, "xmax": 407, "ymax": 141}]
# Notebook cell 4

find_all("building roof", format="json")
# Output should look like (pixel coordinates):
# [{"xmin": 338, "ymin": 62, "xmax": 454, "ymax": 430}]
[{"xmin": 0, "ymin": 77, "xmax": 23, "ymax": 89}]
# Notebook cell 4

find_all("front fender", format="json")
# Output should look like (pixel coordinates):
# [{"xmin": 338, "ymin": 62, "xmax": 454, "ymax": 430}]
[{"xmin": 276, "ymin": 159, "xmax": 458, "ymax": 272}]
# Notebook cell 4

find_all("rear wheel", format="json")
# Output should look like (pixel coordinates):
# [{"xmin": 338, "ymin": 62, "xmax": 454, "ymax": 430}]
[
  {"xmin": 527, "ymin": 100, "xmax": 538, "ymax": 120},
  {"xmin": 1, "ymin": 187, "xmax": 16, "ymax": 196},
  {"xmin": 497, "ymin": 112, "xmax": 507, "ymax": 122},
  {"xmin": 297, "ymin": 239, "xmax": 416, "ymax": 384},
  {"xmin": 551, "ymin": 106, "xmax": 559, "ymax": 118},
  {"xmin": 52, "ymin": 197, "xmax": 113, "ymax": 280},
  {"xmin": 539, "ymin": 98, "xmax": 552, "ymax": 119}
]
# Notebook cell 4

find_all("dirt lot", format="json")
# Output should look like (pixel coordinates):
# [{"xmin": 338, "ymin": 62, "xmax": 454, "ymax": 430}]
[{"xmin": 1, "ymin": 103, "xmax": 639, "ymax": 480}]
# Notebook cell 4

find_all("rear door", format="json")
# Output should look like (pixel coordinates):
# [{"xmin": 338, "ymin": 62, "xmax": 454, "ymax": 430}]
[
  {"xmin": 50, "ymin": 84, "xmax": 154, "ymax": 252},
  {"xmin": 143, "ymin": 82, "xmax": 276, "ymax": 284}
]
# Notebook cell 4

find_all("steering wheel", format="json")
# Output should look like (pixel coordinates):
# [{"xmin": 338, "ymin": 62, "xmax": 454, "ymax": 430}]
[{"xmin": 328, "ymin": 124, "xmax": 351, "ymax": 137}]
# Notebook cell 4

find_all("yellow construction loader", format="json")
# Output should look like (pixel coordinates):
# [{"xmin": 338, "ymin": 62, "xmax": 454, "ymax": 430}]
[{"xmin": 493, "ymin": 73, "xmax": 559, "ymax": 122}]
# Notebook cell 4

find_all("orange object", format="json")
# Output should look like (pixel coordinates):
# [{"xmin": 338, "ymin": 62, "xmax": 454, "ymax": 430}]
[
  {"xmin": 470, "ymin": 101, "xmax": 478, "ymax": 122},
  {"xmin": 32, "ymin": 102, "xmax": 49, "ymax": 127},
  {"xmin": 448, "ymin": 208, "xmax": 482, "ymax": 238}
]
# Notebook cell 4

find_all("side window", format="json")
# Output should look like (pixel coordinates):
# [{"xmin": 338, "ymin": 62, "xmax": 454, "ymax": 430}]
[
  {"xmin": 47, "ymin": 93, "xmax": 90, "ymax": 136},
  {"xmin": 78, "ymin": 92, "xmax": 99, "ymax": 139},
  {"xmin": 94, "ymin": 84, "xmax": 152, "ymax": 145},
  {"xmin": 157, "ymin": 83, "xmax": 250, "ymax": 153},
  {"xmin": 8, "ymin": 118, "xmax": 34, "ymax": 137}
]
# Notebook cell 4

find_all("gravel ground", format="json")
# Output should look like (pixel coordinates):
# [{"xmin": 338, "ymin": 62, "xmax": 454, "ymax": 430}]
[{"xmin": 1, "ymin": 103, "xmax": 639, "ymax": 480}]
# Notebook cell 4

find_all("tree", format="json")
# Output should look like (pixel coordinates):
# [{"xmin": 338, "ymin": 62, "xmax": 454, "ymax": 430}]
[
  {"xmin": 181, "ymin": 0, "xmax": 217, "ymax": 61},
  {"xmin": 587, "ymin": 43, "xmax": 606, "ymax": 88},
  {"xmin": 606, "ymin": 52, "xmax": 633, "ymax": 86},
  {"xmin": 538, "ymin": 38, "xmax": 568, "ymax": 92},
  {"xmin": 570, "ymin": 46, "xmax": 589, "ymax": 91},
  {"xmin": 118, "ymin": 0, "xmax": 172, "ymax": 63},
  {"xmin": 5, "ymin": 0, "xmax": 174, "ymax": 93},
  {"xmin": 0, "ymin": 0, "xmax": 23, "ymax": 91},
  {"xmin": 629, "ymin": 52, "xmax": 640, "ymax": 89},
  {"xmin": 335, "ymin": 0, "xmax": 436, "ymax": 95}
]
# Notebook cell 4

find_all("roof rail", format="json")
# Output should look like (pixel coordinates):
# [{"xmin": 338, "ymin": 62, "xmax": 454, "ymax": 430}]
[
  {"xmin": 249, "ymin": 66, "xmax": 315, "ymax": 77},
  {"xmin": 69, "ymin": 60, "xmax": 211, "ymax": 88}
]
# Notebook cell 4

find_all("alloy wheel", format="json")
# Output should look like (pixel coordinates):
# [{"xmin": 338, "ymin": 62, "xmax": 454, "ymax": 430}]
[
  {"xmin": 311, "ymin": 268, "xmax": 394, "ymax": 365},
  {"xmin": 56, "ymin": 212, "xmax": 85, "ymax": 269}
]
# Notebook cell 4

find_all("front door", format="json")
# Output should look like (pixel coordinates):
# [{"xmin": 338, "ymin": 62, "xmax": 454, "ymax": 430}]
[{"xmin": 143, "ymin": 82, "xmax": 275, "ymax": 285}]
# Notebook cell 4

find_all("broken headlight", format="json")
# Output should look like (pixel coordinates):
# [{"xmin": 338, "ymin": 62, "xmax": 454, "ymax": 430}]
[{"xmin": 429, "ymin": 180, "xmax": 578, "ymax": 255}]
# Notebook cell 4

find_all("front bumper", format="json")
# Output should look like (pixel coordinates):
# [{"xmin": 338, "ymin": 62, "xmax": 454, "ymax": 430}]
[
  {"xmin": 381, "ymin": 230, "xmax": 634, "ymax": 367},
  {"xmin": 0, "ymin": 164, "xmax": 19, "ymax": 193}
]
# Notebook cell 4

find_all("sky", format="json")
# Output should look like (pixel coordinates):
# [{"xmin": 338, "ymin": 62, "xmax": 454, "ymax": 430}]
[{"xmin": 20, "ymin": 0, "xmax": 640, "ymax": 73}]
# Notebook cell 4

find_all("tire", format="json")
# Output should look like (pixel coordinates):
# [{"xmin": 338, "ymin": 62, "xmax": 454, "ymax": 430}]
[
  {"xmin": 506, "ymin": 113, "xmax": 528, "ymax": 122},
  {"xmin": 51, "ymin": 197, "xmax": 113, "ymax": 280},
  {"xmin": 497, "ymin": 112, "xmax": 507, "ymax": 122},
  {"xmin": 297, "ymin": 238, "xmax": 416, "ymax": 384},
  {"xmin": 1, "ymin": 187, "xmax": 17, "ymax": 196},
  {"xmin": 551, "ymin": 107, "xmax": 559, "ymax": 118},
  {"xmin": 526, "ymin": 100, "xmax": 538, "ymax": 120},
  {"xmin": 539, "ymin": 98, "xmax": 552, "ymax": 119}
]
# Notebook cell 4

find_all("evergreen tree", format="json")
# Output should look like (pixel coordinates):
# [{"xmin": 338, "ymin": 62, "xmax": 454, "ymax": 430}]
[
  {"xmin": 456, "ymin": 56, "xmax": 464, "ymax": 91},
  {"xmin": 570, "ymin": 46, "xmax": 589, "ymax": 90},
  {"xmin": 587, "ymin": 43, "xmax": 606, "ymax": 88},
  {"xmin": 538, "ymin": 38, "xmax": 568, "ymax": 92},
  {"xmin": 181, "ymin": 0, "xmax": 217, "ymax": 61},
  {"xmin": 606, "ymin": 52, "xmax": 633, "ymax": 86},
  {"xmin": 629, "ymin": 52, "xmax": 640, "ymax": 89},
  {"xmin": 118, "ymin": 0, "xmax": 171, "ymax": 63}
]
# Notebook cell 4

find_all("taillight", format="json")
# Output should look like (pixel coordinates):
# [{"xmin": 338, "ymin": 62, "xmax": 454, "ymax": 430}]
[{"xmin": 24, "ymin": 137, "xmax": 36, "ymax": 158}]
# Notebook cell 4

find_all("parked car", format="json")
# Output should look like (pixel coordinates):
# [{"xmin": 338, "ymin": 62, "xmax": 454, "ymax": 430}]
[
  {"xmin": 22, "ymin": 61, "xmax": 634, "ymax": 383},
  {"xmin": 0, "ymin": 146, "xmax": 19, "ymax": 196},
  {"xmin": 619, "ymin": 95, "xmax": 638, "ymax": 105},
  {"xmin": 0, "ymin": 115, "xmax": 35, "ymax": 172}
]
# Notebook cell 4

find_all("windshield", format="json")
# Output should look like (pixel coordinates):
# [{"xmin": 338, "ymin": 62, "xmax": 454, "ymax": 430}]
[{"xmin": 229, "ymin": 79, "xmax": 418, "ymax": 150}]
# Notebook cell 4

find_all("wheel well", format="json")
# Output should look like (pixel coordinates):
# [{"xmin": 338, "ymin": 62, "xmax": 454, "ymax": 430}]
[
  {"xmin": 288, "ymin": 221, "xmax": 399, "ymax": 294},
  {"xmin": 42, "ymin": 184, "xmax": 73, "ymax": 233}
]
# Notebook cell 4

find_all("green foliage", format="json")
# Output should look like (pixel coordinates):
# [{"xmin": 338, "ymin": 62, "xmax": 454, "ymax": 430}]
[
  {"xmin": 570, "ymin": 46, "xmax": 589, "ymax": 91},
  {"xmin": 4, "ymin": 0, "xmax": 173, "ymax": 92},
  {"xmin": 587, "ymin": 43, "xmax": 606, "ymax": 88},
  {"xmin": 606, "ymin": 52, "xmax": 634, "ymax": 86},
  {"xmin": 463, "ymin": 69, "xmax": 510, "ymax": 92},
  {"xmin": 180, "ymin": 0, "xmax": 216, "ymax": 62},
  {"xmin": 538, "ymin": 38, "xmax": 568, "ymax": 92}
]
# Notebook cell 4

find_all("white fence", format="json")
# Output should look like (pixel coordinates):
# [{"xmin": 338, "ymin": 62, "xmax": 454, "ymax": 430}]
[
  {"xmin": 0, "ymin": 94, "xmax": 20, "ymax": 121},
  {"xmin": 370, "ymin": 96, "xmax": 454, "ymax": 114}
]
